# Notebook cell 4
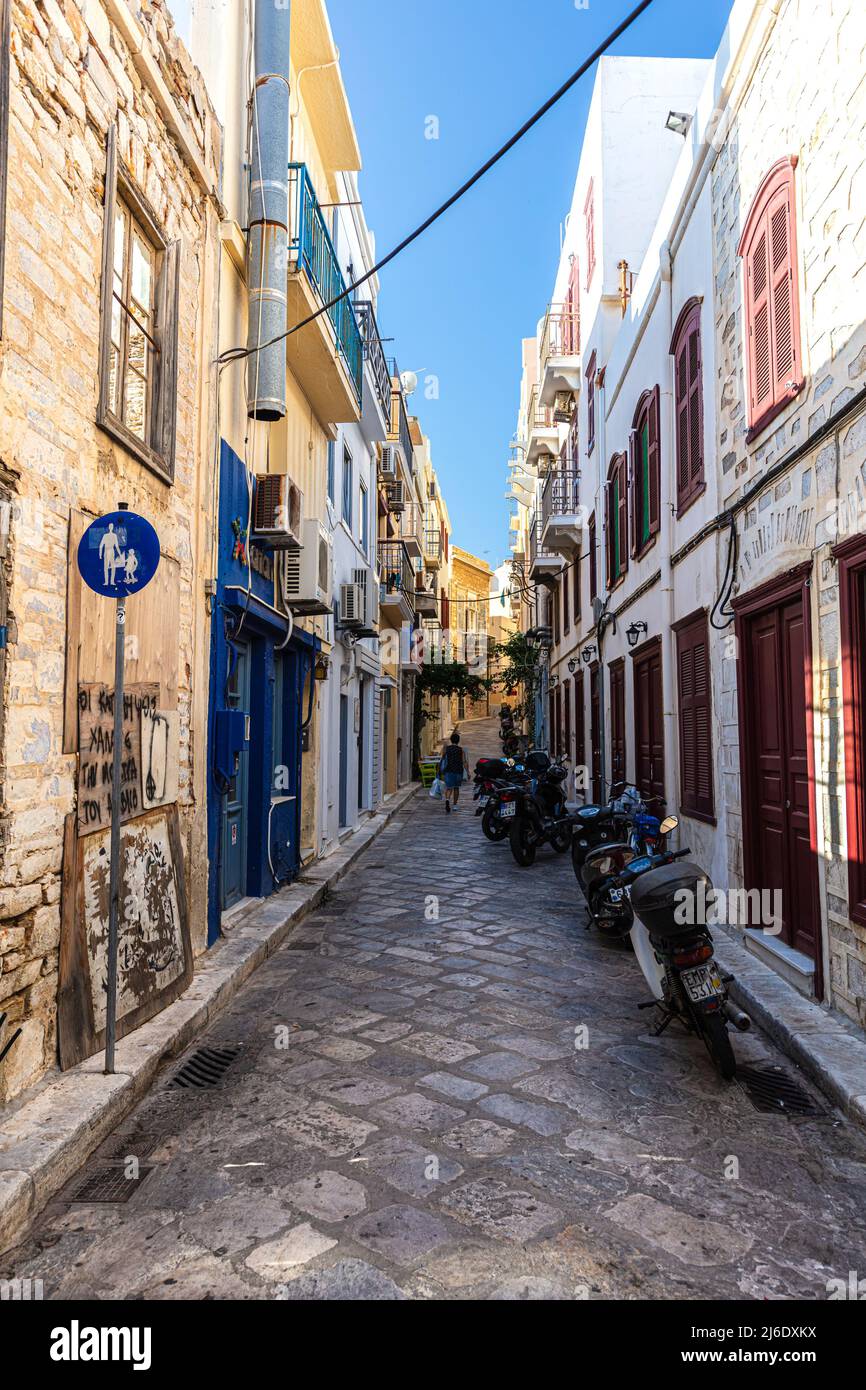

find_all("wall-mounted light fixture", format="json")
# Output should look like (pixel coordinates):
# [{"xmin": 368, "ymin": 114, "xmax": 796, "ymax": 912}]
[
  {"xmin": 626, "ymin": 621, "xmax": 648, "ymax": 649},
  {"xmin": 581, "ymin": 644, "xmax": 597, "ymax": 666},
  {"xmin": 567, "ymin": 657, "xmax": 578, "ymax": 675}
]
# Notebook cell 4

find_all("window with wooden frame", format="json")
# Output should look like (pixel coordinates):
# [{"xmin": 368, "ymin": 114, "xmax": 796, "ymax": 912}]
[
  {"xmin": 0, "ymin": 0, "xmax": 10, "ymax": 339},
  {"xmin": 674, "ymin": 610, "xmax": 714, "ymax": 822},
  {"xmin": 737, "ymin": 156, "xmax": 803, "ymax": 443},
  {"xmin": 562, "ymin": 564, "xmax": 570, "ymax": 634},
  {"xmin": 629, "ymin": 388, "xmax": 660, "ymax": 558},
  {"xmin": 836, "ymin": 534, "xmax": 866, "ymax": 926},
  {"xmin": 564, "ymin": 675, "xmax": 572, "ymax": 758},
  {"xmin": 588, "ymin": 513, "xmax": 597, "ymax": 603},
  {"xmin": 574, "ymin": 668, "xmax": 585, "ymax": 788},
  {"xmin": 605, "ymin": 453, "xmax": 628, "ymax": 589},
  {"xmin": 552, "ymin": 579, "xmax": 561, "ymax": 646},
  {"xmin": 671, "ymin": 297, "xmax": 704, "ymax": 514},
  {"xmin": 585, "ymin": 351, "xmax": 596, "ymax": 455},
  {"xmin": 98, "ymin": 127, "xmax": 181, "ymax": 483},
  {"xmin": 584, "ymin": 180, "xmax": 596, "ymax": 290}
]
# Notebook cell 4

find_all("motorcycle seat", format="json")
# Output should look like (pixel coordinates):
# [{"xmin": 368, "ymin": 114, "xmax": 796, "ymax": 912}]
[{"xmin": 576, "ymin": 804, "xmax": 614, "ymax": 824}]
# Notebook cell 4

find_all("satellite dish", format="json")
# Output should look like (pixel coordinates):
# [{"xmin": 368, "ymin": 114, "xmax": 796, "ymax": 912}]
[{"xmin": 400, "ymin": 370, "xmax": 419, "ymax": 396}]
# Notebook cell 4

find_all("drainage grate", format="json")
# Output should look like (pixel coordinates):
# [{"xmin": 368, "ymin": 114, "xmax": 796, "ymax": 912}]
[
  {"xmin": 100, "ymin": 1131, "xmax": 161, "ymax": 1162},
  {"xmin": 736, "ymin": 1063, "xmax": 824, "ymax": 1116},
  {"xmin": 285, "ymin": 940, "xmax": 320, "ymax": 952},
  {"xmin": 71, "ymin": 1167, "xmax": 153, "ymax": 1204},
  {"xmin": 168, "ymin": 1045, "xmax": 241, "ymax": 1090}
]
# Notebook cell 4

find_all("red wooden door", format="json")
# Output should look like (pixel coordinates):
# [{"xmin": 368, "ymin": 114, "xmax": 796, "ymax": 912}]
[
  {"xmin": 564, "ymin": 676, "xmax": 572, "ymax": 761},
  {"xmin": 609, "ymin": 659, "xmax": 626, "ymax": 790},
  {"xmin": 575, "ymin": 670, "xmax": 586, "ymax": 798},
  {"xmin": 742, "ymin": 595, "xmax": 819, "ymax": 962},
  {"xmin": 633, "ymin": 641, "xmax": 665, "ymax": 804},
  {"xmin": 590, "ymin": 665, "xmax": 602, "ymax": 803}
]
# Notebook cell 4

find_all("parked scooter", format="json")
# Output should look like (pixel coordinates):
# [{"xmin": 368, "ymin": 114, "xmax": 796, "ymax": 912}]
[
  {"xmin": 581, "ymin": 813, "xmax": 681, "ymax": 937},
  {"xmin": 504, "ymin": 757, "xmax": 572, "ymax": 866},
  {"xmin": 570, "ymin": 782, "xmax": 640, "ymax": 878},
  {"xmin": 626, "ymin": 856, "xmax": 751, "ymax": 1079},
  {"xmin": 473, "ymin": 757, "xmax": 529, "ymax": 842}
]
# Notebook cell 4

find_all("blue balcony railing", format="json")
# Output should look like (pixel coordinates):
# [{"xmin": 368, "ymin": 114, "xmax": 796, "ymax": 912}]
[{"xmin": 288, "ymin": 163, "xmax": 363, "ymax": 404}]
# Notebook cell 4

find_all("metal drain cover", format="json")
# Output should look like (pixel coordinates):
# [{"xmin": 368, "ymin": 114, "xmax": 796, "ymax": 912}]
[
  {"xmin": 736, "ymin": 1063, "xmax": 824, "ymax": 1116},
  {"xmin": 71, "ymin": 1167, "xmax": 153, "ymax": 1203},
  {"xmin": 100, "ymin": 1131, "xmax": 161, "ymax": 1161},
  {"xmin": 285, "ymin": 940, "xmax": 319, "ymax": 952},
  {"xmin": 168, "ymin": 1045, "xmax": 241, "ymax": 1089}
]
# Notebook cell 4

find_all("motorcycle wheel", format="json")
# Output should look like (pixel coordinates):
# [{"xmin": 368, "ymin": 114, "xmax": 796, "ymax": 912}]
[
  {"xmin": 509, "ymin": 817, "xmax": 537, "ymax": 867},
  {"xmin": 551, "ymin": 825, "xmax": 572, "ymax": 854},
  {"xmin": 694, "ymin": 1009, "xmax": 737, "ymax": 1080},
  {"xmin": 481, "ymin": 806, "xmax": 509, "ymax": 842},
  {"xmin": 588, "ymin": 887, "xmax": 634, "ymax": 939}
]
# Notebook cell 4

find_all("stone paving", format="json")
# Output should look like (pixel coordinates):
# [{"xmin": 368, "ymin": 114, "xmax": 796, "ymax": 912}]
[{"xmin": 5, "ymin": 717, "xmax": 866, "ymax": 1300}]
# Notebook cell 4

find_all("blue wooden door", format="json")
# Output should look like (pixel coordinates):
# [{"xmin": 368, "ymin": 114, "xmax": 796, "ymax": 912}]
[{"xmin": 221, "ymin": 640, "xmax": 250, "ymax": 908}]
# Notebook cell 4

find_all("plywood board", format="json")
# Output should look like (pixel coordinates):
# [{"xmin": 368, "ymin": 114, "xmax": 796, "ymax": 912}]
[
  {"xmin": 58, "ymin": 807, "xmax": 192, "ymax": 1068},
  {"xmin": 77, "ymin": 683, "xmax": 160, "ymax": 836},
  {"xmin": 140, "ymin": 706, "xmax": 179, "ymax": 810}
]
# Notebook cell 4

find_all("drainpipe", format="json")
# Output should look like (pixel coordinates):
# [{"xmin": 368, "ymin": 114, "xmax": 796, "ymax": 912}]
[
  {"xmin": 659, "ymin": 241, "xmax": 677, "ymax": 811},
  {"xmin": 247, "ymin": 0, "xmax": 290, "ymax": 421}
]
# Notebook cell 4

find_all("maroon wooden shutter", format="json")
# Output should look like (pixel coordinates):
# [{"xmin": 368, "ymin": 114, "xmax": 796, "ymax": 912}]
[
  {"xmin": 604, "ymin": 481, "xmax": 613, "ymax": 588},
  {"xmin": 675, "ymin": 336, "xmax": 690, "ymax": 502},
  {"xmin": 768, "ymin": 184, "xmax": 797, "ymax": 401},
  {"xmin": 676, "ymin": 613, "xmax": 714, "ymax": 820},
  {"xmin": 648, "ymin": 386, "xmax": 661, "ymax": 535},
  {"xmin": 628, "ymin": 430, "xmax": 638, "ymax": 557},
  {"xmin": 589, "ymin": 513, "xmax": 597, "ymax": 601},
  {"xmin": 747, "ymin": 219, "xmax": 773, "ymax": 423},
  {"xmin": 564, "ymin": 676, "xmax": 572, "ymax": 758},
  {"xmin": 617, "ymin": 454, "xmax": 628, "ymax": 579},
  {"xmin": 687, "ymin": 323, "xmax": 703, "ymax": 489},
  {"xmin": 573, "ymin": 549, "xmax": 581, "ymax": 620}
]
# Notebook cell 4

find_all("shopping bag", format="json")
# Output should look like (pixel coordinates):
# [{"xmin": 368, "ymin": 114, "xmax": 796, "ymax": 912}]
[{"xmin": 429, "ymin": 777, "xmax": 444, "ymax": 800}]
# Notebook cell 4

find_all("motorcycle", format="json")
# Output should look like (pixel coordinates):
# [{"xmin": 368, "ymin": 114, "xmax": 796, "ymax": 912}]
[
  {"xmin": 473, "ymin": 757, "xmax": 528, "ymax": 842},
  {"xmin": 504, "ymin": 757, "xmax": 572, "ymax": 866},
  {"xmin": 580, "ymin": 802, "xmax": 679, "ymax": 938},
  {"xmin": 627, "ymin": 856, "xmax": 751, "ymax": 1080},
  {"xmin": 570, "ymin": 782, "xmax": 640, "ymax": 878}
]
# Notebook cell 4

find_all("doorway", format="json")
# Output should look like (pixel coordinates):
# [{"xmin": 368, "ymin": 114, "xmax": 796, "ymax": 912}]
[
  {"xmin": 357, "ymin": 680, "xmax": 366, "ymax": 810},
  {"xmin": 589, "ymin": 663, "xmax": 601, "ymax": 803},
  {"xmin": 736, "ymin": 570, "xmax": 821, "ymax": 985},
  {"xmin": 633, "ymin": 638, "xmax": 665, "ymax": 804},
  {"xmin": 609, "ymin": 658, "xmax": 626, "ymax": 791},
  {"xmin": 339, "ymin": 693, "xmax": 349, "ymax": 829},
  {"xmin": 221, "ymin": 639, "xmax": 250, "ymax": 910}
]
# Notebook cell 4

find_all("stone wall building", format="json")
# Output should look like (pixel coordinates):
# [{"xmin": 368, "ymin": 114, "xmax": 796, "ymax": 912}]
[
  {"xmin": 449, "ymin": 547, "xmax": 492, "ymax": 726},
  {"xmin": 0, "ymin": 0, "xmax": 221, "ymax": 1099}
]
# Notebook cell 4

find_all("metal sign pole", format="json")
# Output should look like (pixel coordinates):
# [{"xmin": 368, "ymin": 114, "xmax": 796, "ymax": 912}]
[{"xmin": 104, "ymin": 592, "xmax": 125, "ymax": 1074}]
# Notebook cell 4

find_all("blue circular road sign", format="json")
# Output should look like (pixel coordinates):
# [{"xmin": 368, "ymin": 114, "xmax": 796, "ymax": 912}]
[{"xmin": 76, "ymin": 511, "xmax": 161, "ymax": 598}]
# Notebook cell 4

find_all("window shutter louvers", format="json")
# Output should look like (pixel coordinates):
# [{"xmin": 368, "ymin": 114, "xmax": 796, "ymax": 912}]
[
  {"xmin": 740, "ymin": 161, "xmax": 801, "ymax": 436},
  {"xmin": 676, "ymin": 614, "xmax": 714, "ymax": 820},
  {"xmin": 628, "ymin": 431, "xmax": 638, "ymax": 557},
  {"xmin": 648, "ymin": 386, "xmax": 661, "ymax": 534},
  {"xmin": 617, "ymin": 454, "xmax": 628, "ymax": 580},
  {"xmin": 672, "ymin": 302, "xmax": 704, "ymax": 511},
  {"xmin": 154, "ymin": 238, "xmax": 181, "ymax": 475}
]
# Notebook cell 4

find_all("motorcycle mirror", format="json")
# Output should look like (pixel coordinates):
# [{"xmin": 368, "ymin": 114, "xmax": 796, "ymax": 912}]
[
  {"xmin": 660, "ymin": 816, "xmax": 679, "ymax": 834},
  {"xmin": 507, "ymin": 758, "xmax": 515, "ymax": 768}
]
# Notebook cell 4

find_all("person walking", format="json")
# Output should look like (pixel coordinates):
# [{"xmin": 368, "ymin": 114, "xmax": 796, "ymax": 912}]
[{"xmin": 440, "ymin": 731, "xmax": 469, "ymax": 815}]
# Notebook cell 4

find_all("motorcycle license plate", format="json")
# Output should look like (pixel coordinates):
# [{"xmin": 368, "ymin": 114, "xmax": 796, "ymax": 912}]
[
  {"xmin": 479, "ymin": 796, "xmax": 489, "ymax": 807},
  {"xmin": 501, "ymin": 802, "xmax": 517, "ymax": 818},
  {"xmin": 681, "ymin": 966, "xmax": 723, "ymax": 1003}
]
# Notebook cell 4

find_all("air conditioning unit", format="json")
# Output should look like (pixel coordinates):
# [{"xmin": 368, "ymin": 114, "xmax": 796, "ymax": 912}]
[
  {"xmin": 253, "ymin": 473, "xmax": 303, "ymax": 549},
  {"xmin": 380, "ymin": 445, "xmax": 398, "ymax": 478},
  {"xmin": 387, "ymin": 479, "xmax": 405, "ymax": 512},
  {"xmin": 280, "ymin": 519, "xmax": 332, "ymax": 615},
  {"xmin": 353, "ymin": 566, "xmax": 379, "ymax": 631},
  {"xmin": 339, "ymin": 581, "xmax": 364, "ymax": 628}
]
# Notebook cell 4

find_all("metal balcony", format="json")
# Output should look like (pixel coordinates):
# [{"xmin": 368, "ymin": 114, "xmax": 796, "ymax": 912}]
[
  {"xmin": 286, "ymin": 165, "xmax": 363, "ymax": 415},
  {"xmin": 356, "ymin": 300, "xmax": 391, "ymax": 428},
  {"xmin": 397, "ymin": 501, "xmax": 424, "ymax": 559},
  {"xmin": 423, "ymin": 528, "xmax": 443, "ymax": 569},
  {"xmin": 378, "ymin": 540, "xmax": 416, "ymax": 627},
  {"xmin": 541, "ymin": 463, "xmax": 583, "ymax": 554},
  {"xmin": 386, "ymin": 358, "xmax": 414, "ymax": 471},
  {"xmin": 525, "ymin": 383, "xmax": 559, "ymax": 470},
  {"xmin": 528, "ymin": 511, "xmax": 564, "ymax": 582},
  {"xmin": 539, "ymin": 301, "xmax": 581, "ymax": 407}
]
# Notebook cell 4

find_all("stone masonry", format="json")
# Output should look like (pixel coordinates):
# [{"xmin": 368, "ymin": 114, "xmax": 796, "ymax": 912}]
[{"xmin": 0, "ymin": 0, "xmax": 222, "ymax": 1100}]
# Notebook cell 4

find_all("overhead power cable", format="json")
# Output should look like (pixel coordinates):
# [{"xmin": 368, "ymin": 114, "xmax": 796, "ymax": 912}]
[{"xmin": 218, "ymin": 0, "xmax": 656, "ymax": 367}]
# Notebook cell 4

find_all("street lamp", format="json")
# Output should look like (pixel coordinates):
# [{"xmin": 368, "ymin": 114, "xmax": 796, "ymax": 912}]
[
  {"xmin": 581, "ymin": 644, "xmax": 597, "ymax": 666},
  {"xmin": 567, "ymin": 657, "xmax": 578, "ymax": 674},
  {"xmin": 626, "ymin": 620, "xmax": 648, "ymax": 649}
]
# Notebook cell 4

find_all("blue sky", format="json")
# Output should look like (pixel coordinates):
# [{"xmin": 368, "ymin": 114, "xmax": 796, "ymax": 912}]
[{"xmin": 328, "ymin": 0, "xmax": 734, "ymax": 567}]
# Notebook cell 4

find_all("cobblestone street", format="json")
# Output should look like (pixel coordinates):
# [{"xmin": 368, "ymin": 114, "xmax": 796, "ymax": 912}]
[{"xmin": 6, "ymin": 718, "xmax": 866, "ymax": 1301}]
